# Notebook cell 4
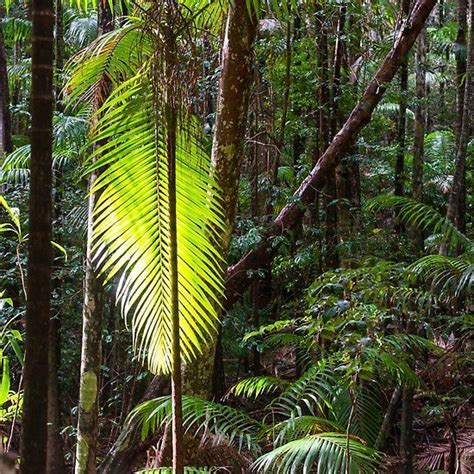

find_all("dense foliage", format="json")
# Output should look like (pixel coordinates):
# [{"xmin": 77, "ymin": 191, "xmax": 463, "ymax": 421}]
[{"xmin": 0, "ymin": 0, "xmax": 472, "ymax": 472}]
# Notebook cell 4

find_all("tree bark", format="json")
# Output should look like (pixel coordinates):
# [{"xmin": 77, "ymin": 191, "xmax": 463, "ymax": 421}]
[
  {"xmin": 399, "ymin": 386, "xmax": 415, "ymax": 473},
  {"xmin": 46, "ymin": 0, "xmax": 67, "ymax": 470},
  {"xmin": 0, "ymin": 12, "xmax": 12, "ymax": 155},
  {"xmin": 395, "ymin": 0, "xmax": 411, "ymax": 200},
  {"xmin": 183, "ymin": 0, "xmax": 257, "ymax": 400},
  {"xmin": 74, "ymin": 3, "xmax": 113, "ymax": 472},
  {"xmin": 412, "ymin": 28, "xmax": 426, "ymax": 252},
  {"xmin": 20, "ymin": 0, "xmax": 55, "ymax": 471},
  {"xmin": 375, "ymin": 385, "xmax": 402, "ymax": 450},
  {"xmin": 446, "ymin": 0, "xmax": 472, "ymax": 231},
  {"xmin": 225, "ymin": 0, "xmax": 438, "ymax": 310}
]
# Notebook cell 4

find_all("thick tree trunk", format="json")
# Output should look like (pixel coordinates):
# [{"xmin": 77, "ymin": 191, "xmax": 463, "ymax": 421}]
[
  {"xmin": 183, "ymin": 0, "xmax": 257, "ymax": 399},
  {"xmin": 0, "ymin": 14, "xmax": 12, "ymax": 155},
  {"xmin": 74, "ymin": 3, "xmax": 113, "ymax": 472},
  {"xmin": 225, "ymin": 0, "xmax": 438, "ymax": 310},
  {"xmin": 20, "ymin": 0, "xmax": 55, "ymax": 471}
]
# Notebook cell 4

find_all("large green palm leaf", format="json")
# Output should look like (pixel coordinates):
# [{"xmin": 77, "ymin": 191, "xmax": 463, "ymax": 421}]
[{"xmin": 89, "ymin": 73, "xmax": 224, "ymax": 373}]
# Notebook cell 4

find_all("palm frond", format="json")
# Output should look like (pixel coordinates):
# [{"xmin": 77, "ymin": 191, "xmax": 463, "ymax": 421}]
[
  {"xmin": 64, "ymin": 19, "xmax": 152, "ymax": 111},
  {"xmin": 135, "ymin": 468, "xmax": 218, "ymax": 474},
  {"xmin": 332, "ymin": 385, "xmax": 384, "ymax": 447},
  {"xmin": 227, "ymin": 375, "xmax": 290, "ymax": 400},
  {"xmin": 88, "ymin": 73, "xmax": 225, "ymax": 373},
  {"xmin": 367, "ymin": 195, "xmax": 472, "ymax": 252},
  {"xmin": 253, "ymin": 432, "xmax": 381, "ymax": 473},
  {"xmin": 269, "ymin": 361, "xmax": 337, "ymax": 418},
  {"xmin": 130, "ymin": 395, "xmax": 262, "ymax": 454},
  {"xmin": 407, "ymin": 255, "xmax": 473, "ymax": 297}
]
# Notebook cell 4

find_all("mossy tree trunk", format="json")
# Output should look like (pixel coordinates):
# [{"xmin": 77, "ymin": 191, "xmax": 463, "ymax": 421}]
[{"xmin": 74, "ymin": 2, "xmax": 113, "ymax": 472}]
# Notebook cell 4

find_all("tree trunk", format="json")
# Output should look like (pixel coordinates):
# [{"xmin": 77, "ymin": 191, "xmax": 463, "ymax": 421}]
[
  {"xmin": 0, "ymin": 13, "xmax": 12, "ymax": 155},
  {"xmin": 395, "ymin": 0, "xmax": 411, "ymax": 200},
  {"xmin": 225, "ymin": 0, "xmax": 438, "ymax": 310},
  {"xmin": 446, "ymin": 0, "xmax": 473, "ymax": 231},
  {"xmin": 46, "ymin": 0, "xmax": 67, "ymax": 470},
  {"xmin": 316, "ymin": 5, "xmax": 338, "ymax": 268},
  {"xmin": 74, "ymin": 174, "xmax": 106, "ymax": 474},
  {"xmin": 399, "ymin": 386, "xmax": 415, "ymax": 473},
  {"xmin": 183, "ymin": 0, "xmax": 257, "ymax": 399},
  {"xmin": 375, "ymin": 385, "xmax": 402, "ymax": 450},
  {"xmin": 20, "ymin": 0, "xmax": 55, "ymax": 471},
  {"xmin": 74, "ymin": 3, "xmax": 113, "ymax": 473},
  {"xmin": 412, "ymin": 28, "xmax": 426, "ymax": 253}
]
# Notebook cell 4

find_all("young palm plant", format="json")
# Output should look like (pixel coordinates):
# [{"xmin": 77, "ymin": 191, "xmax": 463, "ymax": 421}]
[{"xmin": 76, "ymin": 2, "xmax": 225, "ymax": 472}]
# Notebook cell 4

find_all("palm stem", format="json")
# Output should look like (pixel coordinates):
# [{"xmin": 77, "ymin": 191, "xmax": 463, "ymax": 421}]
[{"xmin": 163, "ymin": 4, "xmax": 184, "ymax": 471}]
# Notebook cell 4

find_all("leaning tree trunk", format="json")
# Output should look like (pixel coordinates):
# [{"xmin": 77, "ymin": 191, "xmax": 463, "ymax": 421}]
[
  {"xmin": 74, "ymin": 3, "xmax": 113, "ymax": 473},
  {"xmin": 224, "ymin": 0, "xmax": 438, "ymax": 311},
  {"xmin": 99, "ymin": 1, "xmax": 436, "ymax": 468},
  {"xmin": 0, "ymin": 13, "xmax": 12, "ymax": 156},
  {"xmin": 183, "ymin": 0, "xmax": 257, "ymax": 399},
  {"xmin": 20, "ymin": 0, "xmax": 55, "ymax": 471}
]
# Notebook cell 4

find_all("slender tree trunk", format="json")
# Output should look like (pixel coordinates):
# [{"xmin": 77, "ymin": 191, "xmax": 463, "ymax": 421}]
[
  {"xmin": 162, "ymin": 6, "xmax": 184, "ymax": 471},
  {"xmin": 375, "ymin": 385, "xmax": 402, "ymax": 450},
  {"xmin": 225, "ymin": 0, "xmax": 438, "ymax": 310},
  {"xmin": 455, "ymin": 0, "xmax": 467, "ymax": 143},
  {"xmin": 46, "ymin": 0, "xmax": 67, "ymax": 470},
  {"xmin": 399, "ymin": 386, "xmax": 415, "ymax": 473},
  {"xmin": 447, "ymin": 0, "xmax": 473, "ymax": 231},
  {"xmin": 183, "ymin": 0, "xmax": 257, "ymax": 399},
  {"xmin": 0, "ymin": 13, "xmax": 12, "ymax": 155},
  {"xmin": 395, "ymin": 0, "xmax": 411, "ymax": 201},
  {"xmin": 316, "ymin": 5, "xmax": 338, "ymax": 268},
  {"xmin": 74, "ymin": 3, "xmax": 112, "ymax": 472},
  {"xmin": 75, "ymin": 173, "xmax": 106, "ymax": 474},
  {"xmin": 412, "ymin": 28, "xmax": 426, "ymax": 252},
  {"xmin": 20, "ymin": 0, "xmax": 55, "ymax": 471}
]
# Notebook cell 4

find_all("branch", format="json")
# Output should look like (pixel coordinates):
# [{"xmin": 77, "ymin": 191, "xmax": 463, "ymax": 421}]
[{"xmin": 224, "ymin": 0, "xmax": 438, "ymax": 309}]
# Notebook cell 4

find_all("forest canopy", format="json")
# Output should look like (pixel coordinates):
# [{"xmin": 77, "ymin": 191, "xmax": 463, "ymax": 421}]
[{"xmin": 0, "ymin": 0, "xmax": 472, "ymax": 473}]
